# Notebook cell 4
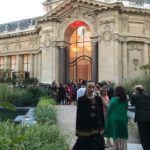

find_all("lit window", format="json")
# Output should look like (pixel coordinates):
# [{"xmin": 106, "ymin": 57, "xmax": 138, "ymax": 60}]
[
  {"xmin": 24, "ymin": 55, "xmax": 30, "ymax": 72},
  {"xmin": 69, "ymin": 23, "xmax": 92, "ymax": 82},
  {"xmin": 11, "ymin": 56, "xmax": 16, "ymax": 71}
]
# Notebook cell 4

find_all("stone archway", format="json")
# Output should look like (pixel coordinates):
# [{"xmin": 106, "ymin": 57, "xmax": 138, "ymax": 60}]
[{"xmin": 65, "ymin": 21, "xmax": 93, "ymax": 82}]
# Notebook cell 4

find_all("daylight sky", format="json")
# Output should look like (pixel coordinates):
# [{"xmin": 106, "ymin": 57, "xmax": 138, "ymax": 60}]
[{"xmin": 0, "ymin": 0, "xmax": 44, "ymax": 24}]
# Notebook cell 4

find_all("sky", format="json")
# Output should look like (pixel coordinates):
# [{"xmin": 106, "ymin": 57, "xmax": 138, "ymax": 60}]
[{"xmin": 0, "ymin": 0, "xmax": 44, "ymax": 24}]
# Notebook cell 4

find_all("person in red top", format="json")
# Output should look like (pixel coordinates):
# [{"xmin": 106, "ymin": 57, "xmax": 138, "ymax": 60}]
[{"xmin": 67, "ymin": 84, "xmax": 73, "ymax": 104}]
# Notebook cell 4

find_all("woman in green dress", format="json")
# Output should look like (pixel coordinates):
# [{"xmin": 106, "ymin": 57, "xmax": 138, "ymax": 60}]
[{"xmin": 105, "ymin": 86, "xmax": 128, "ymax": 150}]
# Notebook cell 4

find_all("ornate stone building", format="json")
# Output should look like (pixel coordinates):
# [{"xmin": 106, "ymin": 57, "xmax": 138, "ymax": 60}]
[{"xmin": 0, "ymin": 0, "xmax": 150, "ymax": 84}]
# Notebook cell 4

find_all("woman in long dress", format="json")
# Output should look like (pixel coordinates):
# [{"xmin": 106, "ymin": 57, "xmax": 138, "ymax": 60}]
[
  {"xmin": 73, "ymin": 81, "xmax": 105, "ymax": 150},
  {"xmin": 105, "ymin": 86, "xmax": 128, "ymax": 150}
]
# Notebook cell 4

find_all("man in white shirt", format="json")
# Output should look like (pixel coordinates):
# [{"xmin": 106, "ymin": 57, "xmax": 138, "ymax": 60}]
[{"xmin": 77, "ymin": 80, "xmax": 87, "ymax": 100}]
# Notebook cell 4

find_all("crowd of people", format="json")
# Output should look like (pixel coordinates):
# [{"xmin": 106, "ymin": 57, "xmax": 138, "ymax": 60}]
[
  {"xmin": 71, "ymin": 80, "xmax": 150, "ymax": 150},
  {"xmin": 50, "ymin": 80, "xmax": 114, "ymax": 106},
  {"xmin": 48, "ymin": 79, "xmax": 150, "ymax": 150}
]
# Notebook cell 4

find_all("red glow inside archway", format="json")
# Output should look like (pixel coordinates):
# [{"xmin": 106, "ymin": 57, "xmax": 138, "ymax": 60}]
[{"xmin": 69, "ymin": 21, "xmax": 88, "ymax": 30}]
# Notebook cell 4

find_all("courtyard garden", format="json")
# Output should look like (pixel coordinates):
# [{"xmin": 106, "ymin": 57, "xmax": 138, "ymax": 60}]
[{"xmin": 0, "ymin": 82, "xmax": 69, "ymax": 150}]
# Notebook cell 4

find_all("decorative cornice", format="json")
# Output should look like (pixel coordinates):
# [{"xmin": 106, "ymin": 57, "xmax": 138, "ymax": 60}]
[
  {"xmin": 118, "ymin": 34, "xmax": 150, "ymax": 42},
  {"xmin": 55, "ymin": 40, "xmax": 70, "ymax": 47},
  {"xmin": 38, "ymin": 0, "xmax": 107, "ymax": 23},
  {"xmin": 38, "ymin": 0, "xmax": 150, "ymax": 24},
  {"xmin": 0, "ymin": 49, "xmax": 40, "ymax": 56},
  {"xmin": 121, "ymin": 7, "xmax": 150, "ymax": 15}
]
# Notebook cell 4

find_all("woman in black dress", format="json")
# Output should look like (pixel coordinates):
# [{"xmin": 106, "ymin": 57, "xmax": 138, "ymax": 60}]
[{"xmin": 73, "ymin": 81, "xmax": 105, "ymax": 150}]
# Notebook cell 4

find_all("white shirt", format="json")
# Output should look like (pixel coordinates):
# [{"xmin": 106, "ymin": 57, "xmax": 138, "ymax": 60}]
[{"xmin": 77, "ymin": 86, "xmax": 86, "ymax": 100}]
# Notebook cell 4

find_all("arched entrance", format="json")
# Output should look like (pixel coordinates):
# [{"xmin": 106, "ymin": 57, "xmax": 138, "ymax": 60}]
[{"xmin": 66, "ymin": 21, "xmax": 92, "ymax": 82}]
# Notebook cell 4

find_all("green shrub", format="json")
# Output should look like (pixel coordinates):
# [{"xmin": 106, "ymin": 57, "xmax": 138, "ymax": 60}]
[
  {"xmin": 0, "ymin": 83, "xmax": 16, "ymax": 110},
  {"xmin": 34, "ymin": 97, "xmax": 56, "ymax": 124},
  {"xmin": 10, "ymin": 86, "xmax": 51, "ymax": 107},
  {"xmin": 0, "ymin": 83, "xmax": 13, "ymax": 101},
  {"xmin": 123, "ymin": 75, "xmax": 150, "ymax": 96},
  {"xmin": 22, "ymin": 77, "xmax": 38, "ymax": 85},
  {"xmin": 0, "ymin": 121, "xmax": 69, "ymax": 150}
]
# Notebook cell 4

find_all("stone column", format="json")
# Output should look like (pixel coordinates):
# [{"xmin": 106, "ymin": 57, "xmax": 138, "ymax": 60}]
[
  {"xmin": 59, "ymin": 46, "xmax": 66, "ymax": 84},
  {"xmin": 144, "ymin": 43, "xmax": 149, "ymax": 75},
  {"xmin": 38, "ymin": 52, "xmax": 42, "ymax": 82},
  {"xmin": 144, "ymin": 43, "xmax": 149, "ymax": 65},
  {"xmin": 4, "ymin": 56, "xmax": 8, "ymax": 70},
  {"xmin": 91, "ymin": 42, "xmax": 98, "ymax": 83},
  {"xmin": 122, "ymin": 41, "xmax": 128, "ymax": 82},
  {"xmin": 16, "ymin": 55, "xmax": 20, "ymax": 72},
  {"xmin": 7, "ymin": 56, "xmax": 11, "ymax": 69},
  {"xmin": 65, "ymin": 46, "xmax": 70, "ymax": 83},
  {"xmin": 29, "ymin": 54, "xmax": 34, "ymax": 78},
  {"xmin": 34, "ymin": 53, "xmax": 38, "ymax": 78},
  {"xmin": 113, "ymin": 36, "xmax": 122, "ymax": 84}
]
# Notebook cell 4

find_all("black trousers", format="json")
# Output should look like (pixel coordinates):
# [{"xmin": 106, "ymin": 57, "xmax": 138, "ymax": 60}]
[
  {"xmin": 137, "ymin": 121, "xmax": 150, "ymax": 150},
  {"xmin": 73, "ymin": 134, "xmax": 104, "ymax": 150}
]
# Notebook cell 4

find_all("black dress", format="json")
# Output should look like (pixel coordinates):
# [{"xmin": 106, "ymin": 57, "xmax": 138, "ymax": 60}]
[{"xmin": 73, "ymin": 95, "xmax": 105, "ymax": 150}]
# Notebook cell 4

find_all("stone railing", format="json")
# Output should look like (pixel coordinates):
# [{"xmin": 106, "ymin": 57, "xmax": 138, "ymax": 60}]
[{"xmin": 14, "ymin": 108, "xmax": 37, "ymax": 126}]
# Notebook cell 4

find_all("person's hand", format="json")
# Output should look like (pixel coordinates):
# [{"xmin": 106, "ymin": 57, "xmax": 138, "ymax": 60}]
[{"xmin": 100, "ymin": 129, "xmax": 104, "ymax": 135}]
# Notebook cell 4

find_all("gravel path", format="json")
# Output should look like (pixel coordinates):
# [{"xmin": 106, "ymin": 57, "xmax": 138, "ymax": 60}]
[{"xmin": 56, "ymin": 105, "xmax": 143, "ymax": 150}]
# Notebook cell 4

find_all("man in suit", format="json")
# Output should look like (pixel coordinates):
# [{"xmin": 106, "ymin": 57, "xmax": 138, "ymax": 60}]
[
  {"xmin": 130, "ymin": 85, "xmax": 150, "ymax": 150},
  {"xmin": 106, "ymin": 81, "xmax": 114, "ymax": 100}
]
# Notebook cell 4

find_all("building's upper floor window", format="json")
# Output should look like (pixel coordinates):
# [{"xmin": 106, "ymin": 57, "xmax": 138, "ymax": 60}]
[{"xmin": 129, "ymin": 0, "xmax": 144, "ymax": 6}]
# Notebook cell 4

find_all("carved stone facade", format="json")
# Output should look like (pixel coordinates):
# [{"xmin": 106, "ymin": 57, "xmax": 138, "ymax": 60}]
[{"xmin": 0, "ymin": 0, "xmax": 150, "ymax": 84}]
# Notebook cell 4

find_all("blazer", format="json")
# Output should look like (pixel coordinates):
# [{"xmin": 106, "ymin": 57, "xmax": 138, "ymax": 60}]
[
  {"xmin": 107, "ymin": 86, "xmax": 114, "ymax": 100},
  {"xmin": 76, "ymin": 95, "xmax": 105, "ymax": 137},
  {"xmin": 130, "ymin": 93, "xmax": 150, "ymax": 122}
]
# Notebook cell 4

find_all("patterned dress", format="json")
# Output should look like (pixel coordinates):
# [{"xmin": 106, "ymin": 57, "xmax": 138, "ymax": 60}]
[{"xmin": 73, "ymin": 95, "xmax": 105, "ymax": 150}]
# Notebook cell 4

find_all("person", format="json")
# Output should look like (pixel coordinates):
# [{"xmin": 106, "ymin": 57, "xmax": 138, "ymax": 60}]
[
  {"xmin": 73, "ymin": 81, "xmax": 105, "ymax": 150},
  {"xmin": 72, "ymin": 83, "xmax": 78, "ymax": 105},
  {"xmin": 58, "ymin": 83, "xmax": 66, "ymax": 104},
  {"xmin": 107, "ymin": 81, "xmax": 114, "ymax": 100},
  {"xmin": 130, "ymin": 85, "xmax": 150, "ymax": 150},
  {"xmin": 76, "ymin": 80, "xmax": 87, "ymax": 100},
  {"xmin": 105, "ymin": 86, "xmax": 128, "ymax": 150},
  {"xmin": 67, "ymin": 84, "xmax": 73, "ymax": 104},
  {"xmin": 94, "ymin": 83, "xmax": 101, "ymax": 96},
  {"xmin": 100, "ymin": 87, "xmax": 112, "ymax": 148}
]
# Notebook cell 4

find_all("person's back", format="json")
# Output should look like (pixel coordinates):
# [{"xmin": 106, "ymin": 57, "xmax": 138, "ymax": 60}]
[
  {"xmin": 77, "ymin": 87, "xmax": 86, "ymax": 100},
  {"xmin": 77, "ymin": 80, "xmax": 87, "ymax": 100},
  {"xmin": 131, "ymin": 93, "xmax": 150, "ymax": 110},
  {"xmin": 130, "ymin": 85, "xmax": 150, "ymax": 150},
  {"xmin": 106, "ymin": 81, "xmax": 114, "ymax": 100},
  {"xmin": 109, "ymin": 97, "xmax": 128, "ymax": 121},
  {"xmin": 131, "ymin": 89, "xmax": 150, "ymax": 122},
  {"xmin": 105, "ymin": 86, "xmax": 128, "ymax": 150}
]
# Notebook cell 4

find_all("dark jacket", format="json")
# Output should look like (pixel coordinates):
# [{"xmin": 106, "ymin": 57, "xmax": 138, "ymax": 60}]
[
  {"xmin": 107, "ymin": 86, "xmax": 114, "ymax": 100},
  {"xmin": 130, "ymin": 93, "xmax": 150, "ymax": 122},
  {"xmin": 76, "ymin": 95, "xmax": 105, "ymax": 137}
]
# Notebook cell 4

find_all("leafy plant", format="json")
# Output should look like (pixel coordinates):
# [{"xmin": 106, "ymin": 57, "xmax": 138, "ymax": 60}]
[
  {"xmin": 123, "ymin": 75, "xmax": 150, "ymax": 96},
  {"xmin": 0, "ymin": 83, "xmax": 15, "ymax": 110},
  {"xmin": 0, "ymin": 121, "xmax": 69, "ymax": 150},
  {"xmin": 34, "ymin": 97, "xmax": 56, "ymax": 125}
]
